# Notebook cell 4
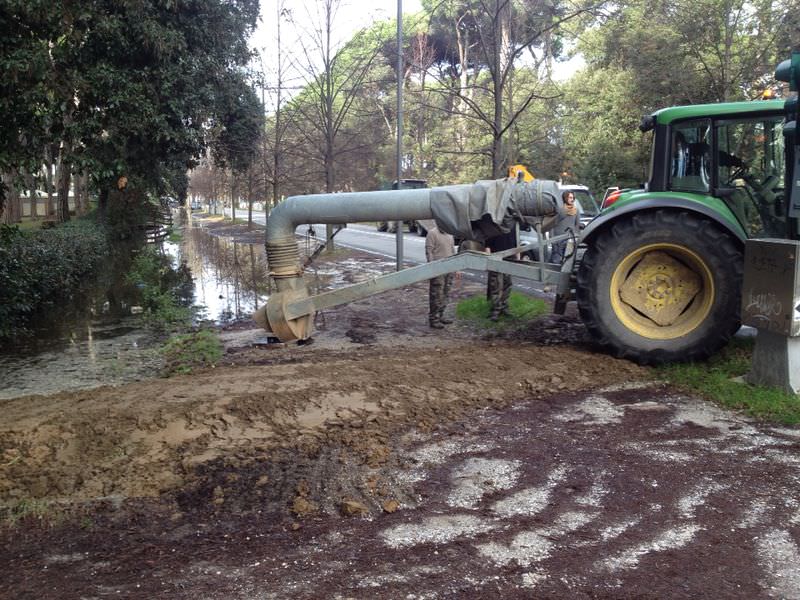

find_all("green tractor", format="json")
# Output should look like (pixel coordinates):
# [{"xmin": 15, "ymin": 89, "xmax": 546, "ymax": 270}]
[{"xmin": 576, "ymin": 98, "xmax": 797, "ymax": 364}]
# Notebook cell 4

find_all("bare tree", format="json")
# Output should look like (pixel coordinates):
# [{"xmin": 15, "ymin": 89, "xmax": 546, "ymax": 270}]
[
  {"xmin": 252, "ymin": 1, "xmax": 292, "ymax": 213},
  {"xmin": 407, "ymin": 32, "xmax": 439, "ymax": 177},
  {"xmin": 285, "ymin": 0, "xmax": 383, "ymax": 194},
  {"xmin": 428, "ymin": 0, "xmax": 602, "ymax": 178},
  {"xmin": 279, "ymin": 0, "xmax": 384, "ymax": 250}
]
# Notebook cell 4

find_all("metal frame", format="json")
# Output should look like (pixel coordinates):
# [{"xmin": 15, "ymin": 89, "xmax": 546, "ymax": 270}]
[{"xmin": 283, "ymin": 233, "xmax": 576, "ymax": 321}]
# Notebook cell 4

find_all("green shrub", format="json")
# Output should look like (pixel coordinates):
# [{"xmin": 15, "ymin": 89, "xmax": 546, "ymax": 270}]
[
  {"xmin": 161, "ymin": 329, "xmax": 223, "ymax": 375},
  {"xmin": 126, "ymin": 247, "xmax": 194, "ymax": 330},
  {"xmin": 0, "ymin": 220, "xmax": 109, "ymax": 340}
]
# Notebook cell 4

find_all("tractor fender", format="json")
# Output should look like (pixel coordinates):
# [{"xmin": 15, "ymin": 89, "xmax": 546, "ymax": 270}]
[{"xmin": 580, "ymin": 197, "xmax": 746, "ymax": 247}]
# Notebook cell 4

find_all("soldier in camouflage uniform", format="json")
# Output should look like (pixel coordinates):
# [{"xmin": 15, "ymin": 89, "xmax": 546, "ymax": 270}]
[
  {"xmin": 486, "ymin": 229, "xmax": 517, "ymax": 321},
  {"xmin": 425, "ymin": 223, "xmax": 456, "ymax": 329}
]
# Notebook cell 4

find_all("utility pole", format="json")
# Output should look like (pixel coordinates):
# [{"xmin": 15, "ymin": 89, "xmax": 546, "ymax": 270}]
[
  {"xmin": 395, "ymin": 0, "xmax": 404, "ymax": 271},
  {"xmin": 273, "ymin": 1, "xmax": 284, "ymax": 211}
]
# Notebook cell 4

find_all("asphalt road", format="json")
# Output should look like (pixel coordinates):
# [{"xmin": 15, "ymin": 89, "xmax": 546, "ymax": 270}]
[{"xmin": 299, "ymin": 223, "xmax": 429, "ymax": 265}]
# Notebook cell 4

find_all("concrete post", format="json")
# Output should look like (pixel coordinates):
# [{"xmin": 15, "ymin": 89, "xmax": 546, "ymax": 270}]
[{"xmin": 741, "ymin": 239, "xmax": 800, "ymax": 394}]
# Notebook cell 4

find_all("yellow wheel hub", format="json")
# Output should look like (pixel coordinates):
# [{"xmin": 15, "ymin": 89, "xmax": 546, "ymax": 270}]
[{"xmin": 610, "ymin": 244, "xmax": 714, "ymax": 340}]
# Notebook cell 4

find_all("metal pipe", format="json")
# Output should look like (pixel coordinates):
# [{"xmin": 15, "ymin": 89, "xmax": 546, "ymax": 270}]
[
  {"xmin": 264, "ymin": 188, "xmax": 433, "ymax": 291},
  {"xmin": 259, "ymin": 180, "xmax": 560, "ymax": 341},
  {"xmin": 265, "ymin": 188, "xmax": 433, "ymax": 242}
]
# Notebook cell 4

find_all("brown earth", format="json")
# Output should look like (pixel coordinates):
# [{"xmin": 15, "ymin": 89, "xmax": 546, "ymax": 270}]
[{"xmin": 2, "ymin": 233, "xmax": 800, "ymax": 599}]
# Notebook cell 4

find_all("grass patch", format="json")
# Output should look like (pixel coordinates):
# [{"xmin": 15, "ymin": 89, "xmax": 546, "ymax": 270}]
[
  {"xmin": 167, "ymin": 229, "xmax": 183, "ymax": 243},
  {"xmin": 161, "ymin": 329, "xmax": 223, "ymax": 375},
  {"xmin": 657, "ymin": 337, "xmax": 800, "ymax": 425},
  {"xmin": 4, "ymin": 498, "xmax": 52, "ymax": 526},
  {"xmin": 15, "ymin": 218, "xmax": 45, "ymax": 231},
  {"xmin": 455, "ymin": 292, "xmax": 548, "ymax": 329}
]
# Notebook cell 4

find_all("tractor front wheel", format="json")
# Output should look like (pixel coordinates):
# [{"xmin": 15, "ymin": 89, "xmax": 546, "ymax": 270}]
[{"xmin": 576, "ymin": 210, "xmax": 742, "ymax": 364}]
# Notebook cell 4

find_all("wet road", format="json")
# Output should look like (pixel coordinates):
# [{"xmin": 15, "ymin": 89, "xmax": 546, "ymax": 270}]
[{"xmin": 299, "ymin": 223, "xmax": 429, "ymax": 265}]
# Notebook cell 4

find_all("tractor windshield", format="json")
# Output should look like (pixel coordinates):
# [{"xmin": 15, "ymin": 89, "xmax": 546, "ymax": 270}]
[{"xmin": 666, "ymin": 114, "xmax": 787, "ymax": 238}]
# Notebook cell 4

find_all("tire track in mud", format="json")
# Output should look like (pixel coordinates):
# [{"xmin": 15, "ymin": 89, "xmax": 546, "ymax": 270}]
[{"xmin": 253, "ymin": 382, "xmax": 800, "ymax": 599}]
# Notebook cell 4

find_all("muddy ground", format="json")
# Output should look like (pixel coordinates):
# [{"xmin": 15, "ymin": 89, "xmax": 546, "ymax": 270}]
[{"xmin": 2, "ymin": 234, "xmax": 800, "ymax": 599}]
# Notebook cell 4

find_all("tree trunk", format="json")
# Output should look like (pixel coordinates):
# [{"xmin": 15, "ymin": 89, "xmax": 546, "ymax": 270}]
[
  {"xmin": 98, "ymin": 186, "xmax": 109, "ymax": 219},
  {"xmin": 455, "ymin": 18, "xmax": 471, "ymax": 151},
  {"xmin": 324, "ymin": 138, "xmax": 335, "ymax": 254},
  {"xmin": 247, "ymin": 170, "xmax": 254, "ymax": 229},
  {"xmin": 44, "ymin": 159, "xmax": 55, "ymax": 218},
  {"xmin": 230, "ymin": 176, "xmax": 236, "ymax": 223},
  {"xmin": 56, "ymin": 164, "xmax": 71, "ymax": 223},
  {"xmin": 1, "ymin": 170, "xmax": 21, "ymax": 225},
  {"xmin": 0, "ymin": 175, "xmax": 6, "ymax": 222},
  {"xmin": 25, "ymin": 170, "xmax": 38, "ymax": 219},
  {"xmin": 271, "ymin": 0, "xmax": 284, "ymax": 209},
  {"xmin": 491, "ymin": 0, "xmax": 512, "ymax": 179},
  {"xmin": 74, "ymin": 171, "xmax": 88, "ymax": 216},
  {"xmin": 55, "ymin": 143, "xmax": 72, "ymax": 223}
]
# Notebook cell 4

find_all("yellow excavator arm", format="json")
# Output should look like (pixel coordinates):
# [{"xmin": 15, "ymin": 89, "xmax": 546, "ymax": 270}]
[{"xmin": 508, "ymin": 164, "xmax": 534, "ymax": 182}]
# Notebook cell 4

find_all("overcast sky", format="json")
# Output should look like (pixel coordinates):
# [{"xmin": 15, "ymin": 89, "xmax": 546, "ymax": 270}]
[
  {"xmin": 250, "ymin": 0, "xmax": 582, "ymax": 107},
  {"xmin": 250, "ymin": 0, "xmax": 423, "ymax": 65}
]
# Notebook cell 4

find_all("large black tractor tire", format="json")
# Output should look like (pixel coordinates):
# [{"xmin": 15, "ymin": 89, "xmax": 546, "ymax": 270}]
[{"xmin": 576, "ymin": 210, "xmax": 742, "ymax": 365}]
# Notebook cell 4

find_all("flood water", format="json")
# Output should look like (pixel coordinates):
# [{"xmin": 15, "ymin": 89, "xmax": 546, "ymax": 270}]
[
  {"xmin": 178, "ymin": 221, "xmax": 271, "ymax": 323},
  {"xmin": 0, "ymin": 212, "xmax": 272, "ymax": 399}
]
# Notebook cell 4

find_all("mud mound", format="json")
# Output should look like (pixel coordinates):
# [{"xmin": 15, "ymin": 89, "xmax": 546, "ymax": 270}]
[{"xmin": 0, "ymin": 342, "xmax": 647, "ymax": 515}]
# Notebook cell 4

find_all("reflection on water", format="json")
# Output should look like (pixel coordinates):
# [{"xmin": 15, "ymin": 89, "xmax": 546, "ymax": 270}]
[
  {"xmin": 0, "ymin": 217, "xmax": 294, "ymax": 399},
  {"xmin": 179, "ymin": 224, "xmax": 271, "ymax": 323},
  {"xmin": 0, "ymin": 320, "xmax": 164, "ymax": 399},
  {"xmin": 0, "ymin": 214, "xmax": 276, "ymax": 399}
]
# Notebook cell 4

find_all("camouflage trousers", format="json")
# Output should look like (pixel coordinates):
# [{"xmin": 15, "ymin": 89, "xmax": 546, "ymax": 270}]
[
  {"xmin": 429, "ymin": 274, "xmax": 454, "ymax": 323},
  {"xmin": 487, "ymin": 271, "xmax": 512, "ymax": 316}
]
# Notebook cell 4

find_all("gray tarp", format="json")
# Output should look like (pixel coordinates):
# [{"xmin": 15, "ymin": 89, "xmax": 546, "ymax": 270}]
[{"xmin": 429, "ymin": 178, "xmax": 562, "ymax": 242}]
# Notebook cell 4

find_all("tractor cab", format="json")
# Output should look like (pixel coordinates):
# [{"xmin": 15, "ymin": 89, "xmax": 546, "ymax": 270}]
[{"xmin": 635, "ymin": 100, "xmax": 789, "ymax": 239}]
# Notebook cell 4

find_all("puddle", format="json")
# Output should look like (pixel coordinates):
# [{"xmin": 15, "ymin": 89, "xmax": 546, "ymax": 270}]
[
  {"xmin": 0, "ymin": 319, "xmax": 164, "ymax": 399},
  {"xmin": 178, "ymin": 222, "xmax": 271, "ymax": 323},
  {"xmin": 0, "ymin": 213, "xmax": 389, "ymax": 399},
  {"xmin": 0, "ymin": 214, "xmax": 277, "ymax": 400}
]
